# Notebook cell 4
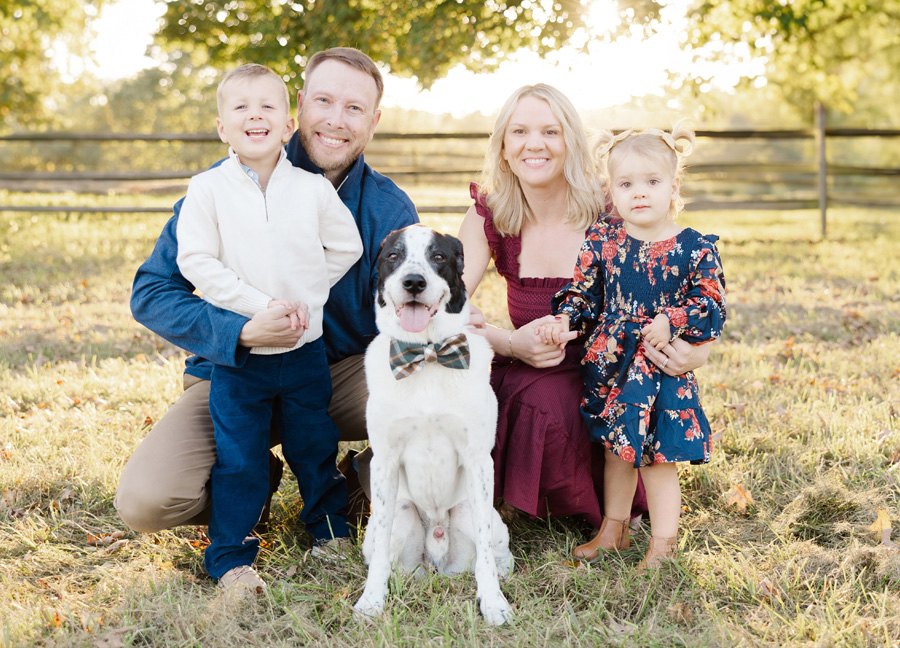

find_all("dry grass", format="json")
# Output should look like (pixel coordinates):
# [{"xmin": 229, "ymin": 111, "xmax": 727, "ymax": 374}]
[{"xmin": 2, "ymin": 199, "xmax": 900, "ymax": 647}]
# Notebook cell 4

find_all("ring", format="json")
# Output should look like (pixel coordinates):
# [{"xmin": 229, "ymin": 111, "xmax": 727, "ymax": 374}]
[{"xmin": 662, "ymin": 357, "xmax": 669, "ymax": 368}]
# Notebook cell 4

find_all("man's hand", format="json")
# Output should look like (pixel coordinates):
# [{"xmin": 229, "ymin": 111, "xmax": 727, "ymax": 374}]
[
  {"xmin": 642, "ymin": 337, "xmax": 712, "ymax": 377},
  {"xmin": 239, "ymin": 304, "xmax": 305, "ymax": 348}
]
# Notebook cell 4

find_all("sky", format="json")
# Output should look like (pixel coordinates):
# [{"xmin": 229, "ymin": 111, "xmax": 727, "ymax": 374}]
[{"xmin": 87, "ymin": 0, "xmax": 754, "ymax": 117}]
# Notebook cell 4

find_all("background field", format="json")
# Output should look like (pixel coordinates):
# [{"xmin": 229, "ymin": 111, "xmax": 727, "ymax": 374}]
[{"xmin": 2, "ymin": 202, "xmax": 900, "ymax": 647}]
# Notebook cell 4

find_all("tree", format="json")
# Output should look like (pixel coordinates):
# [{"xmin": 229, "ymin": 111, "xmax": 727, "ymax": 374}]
[
  {"xmin": 680, "ymin": 0, "xmax": 900, "ymax": 117},
  {"xmin": 0, "ymin": 1, "xmax": 107, "ymax": 130},
  {"xmin": 155, "ymin": 0, "xmax": 592, "ymax": 89}
]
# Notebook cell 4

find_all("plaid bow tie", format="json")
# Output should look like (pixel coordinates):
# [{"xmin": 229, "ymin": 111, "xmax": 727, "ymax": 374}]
[{"xmin": 388, "ymin": 334, "xmax": 471, "ymax": 380}]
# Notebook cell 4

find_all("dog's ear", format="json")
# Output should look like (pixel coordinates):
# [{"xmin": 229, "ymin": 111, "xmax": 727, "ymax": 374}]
[
  {"xmin": 448, "ymin": 234, "xmax": 465, "ymax": 277},
  {"xmin": 441, "ymin": 233, "xmax": 468, "ymax": 314},
  {"xmin": 375, "ymin": 229, "xmax": 404, "ymax": 308}
]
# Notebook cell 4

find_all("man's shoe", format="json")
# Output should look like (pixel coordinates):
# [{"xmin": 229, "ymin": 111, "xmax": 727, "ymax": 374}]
[
  {"xmin": 337, "ymin": 449, "xmax": 370, "ymax": 529},
  {"xmin": 218, "ymin": 565, "xmax": 266, "ymax": 597},
  {"xmin": 310, "ymin": 536, "xmax": 352, "ymax": 563}
]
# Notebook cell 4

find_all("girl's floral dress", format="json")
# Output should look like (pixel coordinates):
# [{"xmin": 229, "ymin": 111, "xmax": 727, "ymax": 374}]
[{"xmin": 552, "ymin": 218, "xmax": 726, "ymax": 467}]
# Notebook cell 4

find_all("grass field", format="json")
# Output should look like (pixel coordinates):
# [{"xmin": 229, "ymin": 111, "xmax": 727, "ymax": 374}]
[{"xmin": 2, "ymin": 198, "xmax": 900, "ymax": 647}]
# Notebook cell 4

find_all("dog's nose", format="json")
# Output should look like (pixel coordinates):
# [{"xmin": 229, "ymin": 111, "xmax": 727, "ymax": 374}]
[{"xmin": 402, "ymin": 274, "xmax": 427, "ymax": 294}]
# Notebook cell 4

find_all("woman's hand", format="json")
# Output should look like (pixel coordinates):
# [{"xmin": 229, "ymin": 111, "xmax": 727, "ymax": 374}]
[
  {"xmin": 466, "ymin": 303, "xmax": 487, "ymax": 335},
  {"xmin": 510, "ymin": 315, "xmax": 578, "ymax": 368},
  {"xmin": 642, "ymin": 337, "xmax": 713, "ymax": 377}
]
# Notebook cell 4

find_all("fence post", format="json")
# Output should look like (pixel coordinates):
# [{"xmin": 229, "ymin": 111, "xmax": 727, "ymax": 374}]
[{"xmin": 815, "ymin": 102, "xmax": 828, "ymax": 238}]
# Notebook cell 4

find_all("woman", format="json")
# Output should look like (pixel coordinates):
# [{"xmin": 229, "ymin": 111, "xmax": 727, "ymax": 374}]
[{"xmin": 459, "ymin": 84, "xmax": 711, "ymax": 557}]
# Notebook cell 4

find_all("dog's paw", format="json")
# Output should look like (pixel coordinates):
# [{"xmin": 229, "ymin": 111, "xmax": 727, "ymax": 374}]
[
  {"xmin": 496, "ymin": 551, "xmax": 515, "ymax": 580},
  {"xmin": 352, "ymin": 596, "xmax": 384, "ymax": 621},
  {"xmin": 477, "ymin": 593, "xmax": 513, "ymax": 626}
]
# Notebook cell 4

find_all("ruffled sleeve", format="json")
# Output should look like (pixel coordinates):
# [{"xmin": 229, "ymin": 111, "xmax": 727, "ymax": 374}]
[
  {"xmin": 550, "ymin": 221, "xmax": 608, "ymax": 334},
  {"xmin": 662, "ymin": 234, "xmax": 726, "ymax": 344},
  {"xmin": 469, "ymin": 182, "xmax": 521, "ymax": 282}
]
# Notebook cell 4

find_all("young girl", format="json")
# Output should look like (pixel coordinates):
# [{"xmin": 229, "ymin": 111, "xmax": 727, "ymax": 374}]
[{"xmin": 543, "ymin": 124, "xmax": 726, "ymax": 570}]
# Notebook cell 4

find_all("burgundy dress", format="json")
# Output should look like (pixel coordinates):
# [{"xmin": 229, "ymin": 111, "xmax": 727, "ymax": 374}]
[{"xmin": 471, "ymin": 184, "xmax": 647, "ymax": 528}]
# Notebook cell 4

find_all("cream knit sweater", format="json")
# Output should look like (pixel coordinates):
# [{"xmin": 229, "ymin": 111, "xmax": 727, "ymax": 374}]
[{"xmin": 176, "ymin": 149, "xmax": 363, "ymax": 354}]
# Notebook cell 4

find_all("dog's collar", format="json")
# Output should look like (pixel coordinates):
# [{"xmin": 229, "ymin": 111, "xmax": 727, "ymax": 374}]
[{"xmin": 388, "ymin": 334, "xmax": 470, "ymax": 380}]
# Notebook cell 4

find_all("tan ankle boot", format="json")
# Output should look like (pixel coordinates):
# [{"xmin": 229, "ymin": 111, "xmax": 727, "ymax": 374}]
[
  {"xmin": 636, "ymin": 536, "xmax": 677, "ymax": 572},
  {"xmin": 573, "ymin": 516, "xmax": 631, "ymax": 562}
]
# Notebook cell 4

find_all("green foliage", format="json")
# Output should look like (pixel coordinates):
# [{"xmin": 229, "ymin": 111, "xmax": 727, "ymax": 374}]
[
  {"xmin": 682, "ymin": 0, "xmax": 900, "ymax": 116},
  {"xmin": 0, "ymin": 0, "xmax": 107, "ymax": 130},
  {"xmin": 155, "ymin": 0, "xmax": 591, "ymax": 89}
]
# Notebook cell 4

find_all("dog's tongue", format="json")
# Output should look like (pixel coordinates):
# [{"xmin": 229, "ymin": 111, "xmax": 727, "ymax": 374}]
[{"xmin": 398, "ymin": 303, "xmax": 431, "ymax": 332}]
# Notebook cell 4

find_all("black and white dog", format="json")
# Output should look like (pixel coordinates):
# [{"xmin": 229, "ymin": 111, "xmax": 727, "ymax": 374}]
[{"xmin": 353, "ymin": 225, "xmax": 514, "ymax": 626}]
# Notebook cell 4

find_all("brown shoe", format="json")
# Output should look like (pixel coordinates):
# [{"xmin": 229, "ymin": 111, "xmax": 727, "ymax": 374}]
[
  {"xmin": 337, "ymin": 448, "xmax": 370, "ymax": 530},
  {"xmin": 254, "ymin": 451, "xmax": 284, "ymax": 536},
  {"xmin": 573, "ymin": 516, "xmax": 631, "ymax": 562},
  {"xmin": 636, "ymin": 536, "xmax": 678, "ymax": 572}
]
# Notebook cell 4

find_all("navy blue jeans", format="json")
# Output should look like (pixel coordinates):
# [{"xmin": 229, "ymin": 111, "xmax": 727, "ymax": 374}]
[{"xmin": 204, "ymin": 338, "xmax": 349, "ymax": 579}]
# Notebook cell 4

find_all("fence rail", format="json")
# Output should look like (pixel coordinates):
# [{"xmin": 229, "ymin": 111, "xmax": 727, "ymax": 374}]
[{"xmin": 3, "ymin": 124, "xmax": 900, "ymax": 236}]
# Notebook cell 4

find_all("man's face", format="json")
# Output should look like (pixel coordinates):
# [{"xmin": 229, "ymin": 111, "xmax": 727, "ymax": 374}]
[{"xmin": 297, "ymin": 59, "xmax": 382, "ymax": 185}]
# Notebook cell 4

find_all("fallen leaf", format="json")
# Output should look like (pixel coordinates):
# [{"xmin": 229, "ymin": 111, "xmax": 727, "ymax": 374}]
[
  {"xmin": 879, "ymin": 529, "xmax": 900, "ymax": 551},
  {"xmin": 92, "ymin": 625, "xmax": 139, "ymax": 648},
  {"xmin": 87, "ymin": 530, "xmax": 125, "ymax": 546},
  {"xmin": 869, "ymin": 510, "xmax": 900, "ymax": 549},
  {"xmin": 725, "ymin": 484, "xmax": 754, "ymax": 512},
  {"xmin": 285, "ymin": 565, "xmax": 298, "ymax": 578},
  {"xmin": 99, "ymin": 540, "xmax": 128, "ymax": 556},
  {"xmin": 710, "ymin": 426, "xmax": 725, "ymax": 443},
  {"xmin": 869, "ymin": 509, "xmax": 892, "ymax": 537},
  {"xmin": 666, "ymin": 602, "xmax": 693, "ymax": 624},
  {"xmin": 757, "ymin": 577, "xmax": 778, "ymax": 601},
  {"xmin": 726, "ymin": 402, "xmax": 748, "ymax": 415}
]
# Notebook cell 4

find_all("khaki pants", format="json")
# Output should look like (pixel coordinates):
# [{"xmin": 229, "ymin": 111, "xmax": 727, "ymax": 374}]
[{"xmin": 114, "ymin": 354, "xmax": 368, "ymax": 533}]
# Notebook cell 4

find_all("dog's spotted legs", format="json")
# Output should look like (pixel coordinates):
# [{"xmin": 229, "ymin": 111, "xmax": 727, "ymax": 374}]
[
  {"xmin": 466, "ymin": 449, "xmax": 513, "ymax": 626},
  {"xmin": 353, "ymin": 451, "xmax": 398, "ymax": 618}
]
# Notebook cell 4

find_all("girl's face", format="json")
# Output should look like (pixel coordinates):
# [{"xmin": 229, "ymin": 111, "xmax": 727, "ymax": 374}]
[
  {"xmin": 609, "ymin": 152, "xmax": 680, "ymax": 240},
  {"xmin": 502, "ymin": 96, "xmax": 567, "ymax": 191}
]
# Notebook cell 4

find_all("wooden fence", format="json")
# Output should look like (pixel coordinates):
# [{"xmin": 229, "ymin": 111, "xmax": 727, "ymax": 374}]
[{"xmin": 2, "ymin": 120, "xmax": 899, "ymax": 237}]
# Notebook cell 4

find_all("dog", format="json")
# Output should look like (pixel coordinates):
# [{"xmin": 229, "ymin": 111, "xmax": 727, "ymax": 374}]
[{"xmin": 352, "ymin": 225, "xmax": 514, "ymax": 626}]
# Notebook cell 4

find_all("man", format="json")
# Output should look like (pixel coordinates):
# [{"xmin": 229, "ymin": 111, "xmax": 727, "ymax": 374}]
[{"xmin": 116, "ymin": 48, "xmax": 418, "ymax": 537}]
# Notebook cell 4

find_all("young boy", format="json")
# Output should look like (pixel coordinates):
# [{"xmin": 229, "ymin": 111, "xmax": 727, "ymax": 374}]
[{"xmin": 175, "ymin": 63, "xmax": 363, "ymax": 594}]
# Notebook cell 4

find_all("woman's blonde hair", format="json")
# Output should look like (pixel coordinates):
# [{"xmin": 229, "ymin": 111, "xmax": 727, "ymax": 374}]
[
  {"xmin": 592, "ymin": 121, "xmax": 695, "ymax": 219},
  {"xmin": 479, "ymin": 84, "xmax": 603, "ymax": 236}
]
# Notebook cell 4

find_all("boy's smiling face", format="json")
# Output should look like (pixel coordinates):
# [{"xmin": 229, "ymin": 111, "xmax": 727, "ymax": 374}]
[{"xmin": 216, "ymin": 75, "xmax": 294, "ymax": 170}]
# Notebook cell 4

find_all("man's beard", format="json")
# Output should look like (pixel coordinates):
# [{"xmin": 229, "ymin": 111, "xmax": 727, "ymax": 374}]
[{"xmin": 298, "ymin": 124, "xmax": 365, "ymax": 174}]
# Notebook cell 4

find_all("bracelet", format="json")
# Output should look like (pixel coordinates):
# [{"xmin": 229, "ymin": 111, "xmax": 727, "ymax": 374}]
[{"xmin": 507, "ymin": 329, "xmax": 517, "ymax": 360}]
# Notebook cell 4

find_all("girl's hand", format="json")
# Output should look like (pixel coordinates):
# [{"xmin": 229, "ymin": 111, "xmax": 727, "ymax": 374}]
[
  {"xmin": 642, "ymin": 337, "xmax": 713, "ymax": 377},
  {"xmin": 537, "ymin": 315, "xmax": 571, "ymax": 346},
  {"xmin": 512, "ymin": 315, "xmax": 578, "ymax": 368},
  {"xmin": 641, "ymin": 314, "xmax": 671, "ymax": 350}
]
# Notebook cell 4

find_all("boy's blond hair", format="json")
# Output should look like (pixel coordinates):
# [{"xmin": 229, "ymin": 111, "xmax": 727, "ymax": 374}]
[{"xmin": 216, "ymin": 64, "xmax": 290, "ymax": 115}]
